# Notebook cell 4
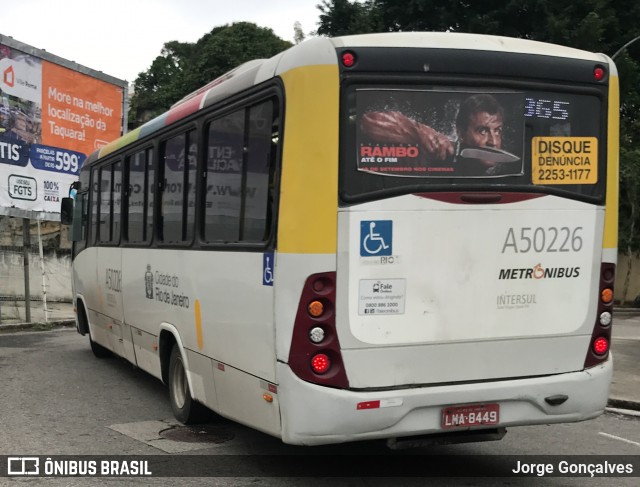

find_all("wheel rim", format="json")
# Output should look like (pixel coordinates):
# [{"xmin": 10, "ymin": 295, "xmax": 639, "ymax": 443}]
[{"xmin": 172, "ymin": 356, "xmax": 187, "ymax": 409}]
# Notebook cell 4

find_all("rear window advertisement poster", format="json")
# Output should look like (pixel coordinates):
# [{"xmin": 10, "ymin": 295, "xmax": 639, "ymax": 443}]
[{"xmin": 356, "ymin": 89, "xmax": 525, "ymax": 178}]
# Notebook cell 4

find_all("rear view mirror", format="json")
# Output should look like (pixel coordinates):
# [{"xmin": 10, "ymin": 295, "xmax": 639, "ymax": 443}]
[{"xmin": 60, "ymin": 197, "xmax": 74, "ymax": 225}]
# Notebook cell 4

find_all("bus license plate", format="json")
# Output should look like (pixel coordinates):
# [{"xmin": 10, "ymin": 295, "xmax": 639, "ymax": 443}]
[{"xmin": 442, "ymin": 403, "xmax": 500, "ymax": 429}]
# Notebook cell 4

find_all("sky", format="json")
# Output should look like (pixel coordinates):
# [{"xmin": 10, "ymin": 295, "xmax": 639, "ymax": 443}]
[{"xmin": 1, "ymin": 0, "xmax": 324, "ymax": 82}]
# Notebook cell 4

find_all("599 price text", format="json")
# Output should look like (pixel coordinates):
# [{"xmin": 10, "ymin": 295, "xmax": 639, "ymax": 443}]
[{"xmin": 43, "ymin": 151, "xmax": 80, "ymax": 174}]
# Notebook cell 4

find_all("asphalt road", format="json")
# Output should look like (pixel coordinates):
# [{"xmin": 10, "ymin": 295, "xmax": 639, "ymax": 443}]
[{"xmin": 0, "ymin": 327, "xmax": 638, "ymax": 486}]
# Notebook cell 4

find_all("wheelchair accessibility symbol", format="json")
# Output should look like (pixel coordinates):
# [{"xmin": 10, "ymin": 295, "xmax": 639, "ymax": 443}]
[
  {"xmin": 360, "ymin": 220, "xmax": 392, "ymax": 256},
  {"xmin": 263, "ymin": 252, "xmax": 274, "ymax": 286}
]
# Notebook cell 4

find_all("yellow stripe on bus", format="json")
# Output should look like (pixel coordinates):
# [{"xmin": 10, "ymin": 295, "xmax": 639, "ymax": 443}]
[
  {"xmin": 195, "ymin": 299, "xmax": 203, "ymax": 350},
  {"xmin": 603, "ymin": 74, "xmax": 619, "ymax": 251},
  {"xmin": 278, "ymin": 65, "xmax": 340, "ymax": 254}
]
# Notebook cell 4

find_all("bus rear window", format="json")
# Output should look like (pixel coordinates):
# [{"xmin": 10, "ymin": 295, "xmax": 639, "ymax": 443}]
[{"xmin": 342, "ymin": 85, "xmax": 605, "ymax": 203}]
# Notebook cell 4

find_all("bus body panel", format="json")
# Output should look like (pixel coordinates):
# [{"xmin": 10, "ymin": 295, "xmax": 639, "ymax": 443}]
[
  {"xmin": 130, "ymin": 326, "xmax": 162, "ymax": 380},
  {"xmin": 341, "ymin": 336, "xmax": 592, "ymax": 388},
  {"xmin": 277, "ymin": 359, "xmax": 611, "ymax": 445},
  {"xmin": 212, "ymin": 357, "xmax": 282, "ymax": 437},
  {"xmin": 120, "ymin": 249, "xmax": 277, "ymax": 383},
  {"xmin": 334, "ymin": 195, "xmax": 603, "ymax": 386},
  {"xmin": 73, "ymin": 247, "xmax": 98, "ymax": 321}
]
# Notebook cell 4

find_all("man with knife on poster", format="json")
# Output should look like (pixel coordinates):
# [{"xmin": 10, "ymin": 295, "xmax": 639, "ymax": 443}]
[{"xmin": 360, "ymin": 93, "xmax": 521, "ymax": 176}]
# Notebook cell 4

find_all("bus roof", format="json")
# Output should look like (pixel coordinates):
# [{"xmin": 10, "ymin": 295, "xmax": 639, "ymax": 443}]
[
  {"xmin": 85, "ymin": 32, "xmax": 610, "ymax": 167},
  {"xmin": 331, "ymin": 32, "xmax": 608, "ymax": 62}
]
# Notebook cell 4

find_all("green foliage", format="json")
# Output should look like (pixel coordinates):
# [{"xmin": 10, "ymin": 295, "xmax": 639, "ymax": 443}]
[
  {"xmin": 315, "ymin": 0, "xmax": 382, "ymax": 36},
  {"xmin": 129, "ymin": 23, "xmax": 292, "ymax": 127}
]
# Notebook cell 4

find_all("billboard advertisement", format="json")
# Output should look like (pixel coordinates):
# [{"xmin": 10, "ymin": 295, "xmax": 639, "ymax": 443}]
[{"xmin": 0, "ymin": 40, "xmax": 125, "ymax": 217}]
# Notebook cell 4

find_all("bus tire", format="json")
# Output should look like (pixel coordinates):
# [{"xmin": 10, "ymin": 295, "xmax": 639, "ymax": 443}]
[
  {"xmin": 82, "ymin": 305, "xmax": 111, "ymax": 358},
  {"xmin": 169, "ymin": 344, "xmax": 206, "ymax": 424},
  {"xmin": 89, "ymin": 335, "xmax": 112, "ymax": 358}
]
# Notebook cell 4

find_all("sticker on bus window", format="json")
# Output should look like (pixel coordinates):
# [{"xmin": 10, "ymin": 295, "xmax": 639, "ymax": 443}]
[
  {"xmin": 531, "ymin": 137, "xmax": 598, "ymax": 185},
  {"xmin": 358, "ymin": 279, "xmax": 406, "ymax": 315}
]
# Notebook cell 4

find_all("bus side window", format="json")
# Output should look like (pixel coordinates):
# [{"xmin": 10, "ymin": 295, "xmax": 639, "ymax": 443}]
[
  {"xmin": 90, "ymin": 169, "xmax": 99, "ymax": 245},
  {"xmin": 203, "ymin": 98, "xmax": 278, "ymax": 244},
  {"xmin": 71, "ymin": 191, "xmax": 89, "ymax": 257},
  {"xmin": 79, "ymin": 192, "xmax": 89, "ymax": 241},
  {"xmin": 146, "ymin": 149, "xmax": 155, "ymax": 242},
  {"xmin": 112, "ymin": 161, "xmax": 122, "ymax": 243},
  {"xmin": 98, "ymin": 165, "xmax": 112, "ymax": 243},
  {"xmin": 205, "ymin": 111, "xmax": 244, "ymax": 243},
  {"xmin": 127, "ymin": 149, "xmax": 153, "ymax": 243},
  {"xmin": 160, "ymin": 131, "xmax": 197, "ymax": 244},
  {"xmin": 243, "ymin": 99, "xmax": 275, "ymax": 242}
]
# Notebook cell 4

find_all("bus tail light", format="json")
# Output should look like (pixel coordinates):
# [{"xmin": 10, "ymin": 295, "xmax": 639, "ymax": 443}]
[
  {"xmin": 311, "ymin": 353, "xmax": 331, "ymax": 374},
  {"xmin": 584, "ymin": 263, "xmax": 615, "ymax": 368},
  {"xmin": 341, "ymin": 51, "xmax": 356, "ymax": 68},
  {"xmin": 308, "ymin": 300, "xmax": 324, "ymax": 318},
  {"xmin": 593, "ymin": 66, "xmax": 606, "ymax": 81},
  {"xmin": 288, "ymin": 272, "xmax": 349, "ymax": 388},
  {"xmin": 592, "ymin": 337, "xmax": 609, "ymax": 356}
]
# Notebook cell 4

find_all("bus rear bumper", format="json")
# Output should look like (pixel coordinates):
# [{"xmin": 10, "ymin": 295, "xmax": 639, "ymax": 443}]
[{"xmin": 277, "ymin": 357, "xmax": 612, "ymax": 446}]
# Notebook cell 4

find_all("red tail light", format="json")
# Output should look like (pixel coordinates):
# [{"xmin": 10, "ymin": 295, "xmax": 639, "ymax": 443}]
[
  {"xmin": 341, "ymin": 51, "xmax": 356, "ymax": 68},
  {"xmin": 288, "ymin": 272, "xmax": 349, "ymax": 388},
  {"xmin": 593, "ymin": 337, "xmax": 609, "ymax": 355},
  {"xmin": 584, "ymin": 263, "xmax": 615, "ymax": 368},
  {"xmin": 311, "ymin": 353, "xmax": 331, "ymax": 374}
]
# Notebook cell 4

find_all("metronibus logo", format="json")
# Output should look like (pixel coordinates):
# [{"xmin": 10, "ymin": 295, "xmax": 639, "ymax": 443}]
[
  {"xmin": 3, "ymin": 65, "xmax": 15, "ymax": 87},
  {"xmin": 499, "ymin": 263, "xmax": 581, "ymax": 280}
]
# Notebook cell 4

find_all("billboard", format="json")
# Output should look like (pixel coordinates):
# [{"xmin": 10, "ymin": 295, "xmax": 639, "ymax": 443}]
[{"xmin": 0, "ymin": 37, "xmax": 126, "ymax": 218}]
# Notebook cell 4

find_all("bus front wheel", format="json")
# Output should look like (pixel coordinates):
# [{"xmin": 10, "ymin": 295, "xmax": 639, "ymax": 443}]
[{"xmin": 168, "ymin": 344, "xmax": 206, "ymax": 424}]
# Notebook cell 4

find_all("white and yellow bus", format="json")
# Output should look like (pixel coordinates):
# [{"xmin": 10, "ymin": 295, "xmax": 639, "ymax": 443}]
[{"xmin": 63, "ymin": 32, "xmax": 618, "ymax": 447}]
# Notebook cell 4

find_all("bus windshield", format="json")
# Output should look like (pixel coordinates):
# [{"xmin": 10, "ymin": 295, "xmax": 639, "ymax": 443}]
[{"xmin": 342, "ymin": 84, "xmax": 605, "ymax": 203}]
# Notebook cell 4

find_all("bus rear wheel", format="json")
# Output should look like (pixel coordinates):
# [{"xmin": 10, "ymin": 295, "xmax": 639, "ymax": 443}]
[{"xmin": 168, "ymin": 344, "xmax": 206, "ymax": 424}]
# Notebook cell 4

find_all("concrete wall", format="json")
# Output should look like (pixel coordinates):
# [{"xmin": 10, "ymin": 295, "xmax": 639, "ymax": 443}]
[
  {"xmin": 0, "ymin": 216, "xmax": 72, "ymax": 321},
  {"xmin": 615, "ymin": 253, "xmax": 640, "ymax": 305}
]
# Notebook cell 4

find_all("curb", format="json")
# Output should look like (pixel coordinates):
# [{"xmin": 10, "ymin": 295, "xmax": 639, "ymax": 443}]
[
  {"xmin": 607, "ymin": 397, "xmax": 640, "ymax": 412},
  {"xmin": 0, "ymin": 320, "xmax": 75, "ymax": 332},
  {"xmin": 614, "ymin": 307, "xmax": 640, "ymax": 316}
]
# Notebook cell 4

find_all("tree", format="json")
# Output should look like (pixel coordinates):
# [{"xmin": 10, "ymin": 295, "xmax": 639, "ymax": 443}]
[
  {"xmin": 315, "ymin": 0, "xmax": 381, "ymax": 36},
  {"xmin": 129, "ymin": 23, "xmax": 292, "ymax": 127},
  {"xmin": 294, "ymin": 21, "xmax": 306, "ymax": 44}
]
